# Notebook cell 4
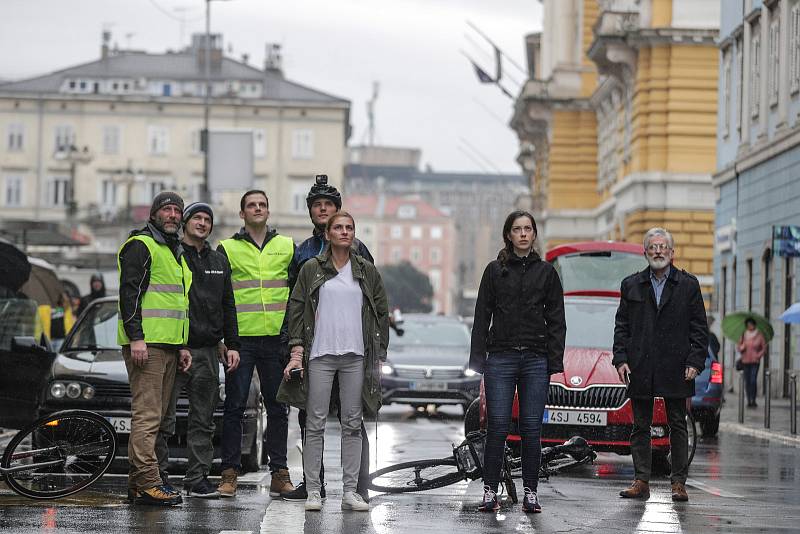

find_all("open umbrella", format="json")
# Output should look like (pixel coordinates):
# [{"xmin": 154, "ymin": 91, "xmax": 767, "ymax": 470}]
[
  {"xmin": 780, "ymin": 302, "xmax": 800, "ymax": 324},
  {"xmin": 721, "ymin": 311, "xmax": 774, "ymax": 343}
]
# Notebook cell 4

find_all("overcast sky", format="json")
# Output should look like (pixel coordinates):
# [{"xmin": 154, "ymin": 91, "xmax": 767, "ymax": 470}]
[{"xmin": 1, "ymin": 0, "xmax": 541, "ymax": 174}]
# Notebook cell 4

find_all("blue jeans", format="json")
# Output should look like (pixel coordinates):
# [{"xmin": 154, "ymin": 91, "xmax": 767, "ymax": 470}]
[
  {"xmin": 744, "ymin": 361, "xmax": 760, "ymax": 404},
  {"xmin": 483, "ymin": 351, "xmax": 549, "ymax": 491},
  {"xmin": 221, "ymin": 336, "xmax": 288, "ymax": 472}
]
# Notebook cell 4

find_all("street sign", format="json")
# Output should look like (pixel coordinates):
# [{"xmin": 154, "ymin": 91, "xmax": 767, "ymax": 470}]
[{"xmin": 772, "ymin": 225, "xmax": 800, "ymax": 257}]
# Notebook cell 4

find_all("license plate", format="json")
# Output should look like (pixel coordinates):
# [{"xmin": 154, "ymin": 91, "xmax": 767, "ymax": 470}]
[
  {"xmin": 108, "ymin": 417, "xmax": 132, "ymax": 434},
  {"xmin": 543, "ymin": 409, "xmax": 607, "ymax": 426},
  {"xmin": 409, "ymin": 380, "xmax": 448, "ymax": 391}
]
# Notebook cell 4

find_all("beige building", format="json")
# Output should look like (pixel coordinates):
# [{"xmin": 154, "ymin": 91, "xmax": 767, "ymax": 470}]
[
  {"xmin": 0, "ymin": 33, "xmax": 350, "ymax": 259},
  {"xmin": 512, "ymin": 0, "xmax": 720, "ymax": 304}
]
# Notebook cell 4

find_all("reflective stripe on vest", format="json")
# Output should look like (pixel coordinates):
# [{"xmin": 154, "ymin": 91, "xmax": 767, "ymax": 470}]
[
  {"xmin": 220, "ymin": 235, "xmax": 293, "ymax": 336},
  {"xmin": 117, "ymin": 235, "xmax": 190, "ymax": 345}
]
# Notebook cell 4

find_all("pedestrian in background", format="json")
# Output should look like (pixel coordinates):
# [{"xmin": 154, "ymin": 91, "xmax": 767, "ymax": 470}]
[
  {"xmin": 117, "ymin": 192, "xmax": 192, "ymax": 506},
  {"xmin": 737, "ymin": 318, "xmax": 766, "ymax": 407},
  {"xmin": 217, "ymin": 190, "xmax": 297, "ymax": 498},
  {"xmin": 78, "ymin": 272, "xmax": 106, "ymax": 316},
  {"xmin": 279, "ymin": 211, "xmax": 388, "ymax": 512},
  {"xmin": 281, "ymin": 175, "xmax": 373, "ymax": 504},
  {"xmin": 469, "ymin": 210, "xmax": 566, "ymax": 514},
  {"xmin": 614, "ymin": 227, "xmax": 707, "ymax": 503},
  {"xmin": 155, "ymin": 202, "xmax": 241, "ymax": 499}
]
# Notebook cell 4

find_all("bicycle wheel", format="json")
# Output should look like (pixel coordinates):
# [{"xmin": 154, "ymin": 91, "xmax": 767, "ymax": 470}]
[
  {"xmin": 369, "ymin": 458, "xmax": 465, "ymax": 493},
  {"xmin": 1, "ymin": 410, "xmax": 117, "ymax": 499}
]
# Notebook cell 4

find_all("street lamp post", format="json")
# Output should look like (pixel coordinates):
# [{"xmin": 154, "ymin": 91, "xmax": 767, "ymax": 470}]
[{"xmin": 53, "ymin": 144, "xmax": 93, "ymax": 222}]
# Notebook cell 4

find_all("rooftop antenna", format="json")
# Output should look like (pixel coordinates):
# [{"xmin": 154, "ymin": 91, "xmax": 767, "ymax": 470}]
[{"xmin": 366, "ymin": 81, "xmax": 379, "ymax": 146}]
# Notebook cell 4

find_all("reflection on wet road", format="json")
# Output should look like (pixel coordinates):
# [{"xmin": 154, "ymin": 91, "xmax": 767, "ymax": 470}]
[{"xmin": 2, "ymin": 405, "xmax": 800, "ymax": 533}]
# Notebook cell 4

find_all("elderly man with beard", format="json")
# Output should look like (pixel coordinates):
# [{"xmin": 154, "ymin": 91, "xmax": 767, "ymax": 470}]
[
  {"xmin": 118, "ymin": 192, "xmax": 192, "ymax": 506},
  {"xmin": 613, "ymin": 227, "xmax": 708, "ymax": 503}
]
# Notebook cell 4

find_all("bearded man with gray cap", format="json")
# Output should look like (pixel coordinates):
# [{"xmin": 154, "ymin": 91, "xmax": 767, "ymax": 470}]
[
  {"xmin": 155, "ymin": 202, "xmax": 241, "ymax": 499},
  {"xmin": 118, "ymin": 191, "xmax": 192, "ymax": 506}
]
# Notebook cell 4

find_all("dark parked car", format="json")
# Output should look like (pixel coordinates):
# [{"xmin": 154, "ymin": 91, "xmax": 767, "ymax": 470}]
[
  {"xmin": 691, "ymin": 349, "xmax": 723, "ymax": 437},
  {"xmin": 380, "ymin": 314, "xmax": 480, "ymax": 412},
  {"xmin": 0, "ymin": 297, "xmax": 267, "ymax": 472}
]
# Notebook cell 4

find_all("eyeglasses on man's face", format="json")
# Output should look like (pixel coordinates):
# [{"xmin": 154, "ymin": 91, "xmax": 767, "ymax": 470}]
[{"xmin": 646, "ymin": 243, "xmax": 671, "ymax": 252}]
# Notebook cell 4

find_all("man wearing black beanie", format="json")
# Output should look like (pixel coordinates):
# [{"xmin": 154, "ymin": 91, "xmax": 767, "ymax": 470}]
[{"xmin": 117, "ymin": 191, "xmax": 191, "ymax": 506}]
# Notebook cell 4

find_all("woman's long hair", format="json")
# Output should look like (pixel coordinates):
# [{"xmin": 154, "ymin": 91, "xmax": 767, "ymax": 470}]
[{"xmin": 497, "ymin": 210, "xmax": 538, "ymax": 269}]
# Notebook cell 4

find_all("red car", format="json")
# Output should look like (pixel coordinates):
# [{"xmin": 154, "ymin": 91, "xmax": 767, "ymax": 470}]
[{"xmin": 465, "ymin": 242, "xmax": 686, "ymax": 470}]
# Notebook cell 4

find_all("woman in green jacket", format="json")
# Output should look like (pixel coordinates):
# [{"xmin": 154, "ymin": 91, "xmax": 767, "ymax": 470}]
[{"xmin": 279, "ymin": 211, "xmax": 388, "ymax": 512}]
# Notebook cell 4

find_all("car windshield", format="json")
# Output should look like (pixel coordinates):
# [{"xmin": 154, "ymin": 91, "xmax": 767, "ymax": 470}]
[
  {"xmin": 552, "ymin": 251, "xmax": 647, "ymax": 293},
  {"xmin": 564, "ymin": 299, "xmax": 618, "ymax": 349},
  {"xmin": 63, "ymin": 300, "xmax": 120, "ymax": 356},
  {"xmin": 0, "ymin": 298, "xmax": 40, "ymax": 350},
  {"xmin": 390, "ymin": 319, "xmax": 470, "ymax": 347}
]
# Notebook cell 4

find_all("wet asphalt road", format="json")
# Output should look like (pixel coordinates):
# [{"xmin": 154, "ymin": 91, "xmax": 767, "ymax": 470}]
[{"xmin": 2, "ymin": 405, "xmax": 800, "ymax": 533}]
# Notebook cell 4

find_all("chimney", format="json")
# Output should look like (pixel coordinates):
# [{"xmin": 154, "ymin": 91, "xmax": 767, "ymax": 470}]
[
  {"xmin": 101, "ymin": 29, "xmax": 112, "ymax": 59},
  {"xmin": 192, "ymin": 33, "xmax": 223, "ymax": 72},
  {"xmin": 241, "ymin": 53, "xmax": 249, "ymax": 65},
  {"xmin": 264, "ymin": 43, "xmax": 283, "ymax": 75}
]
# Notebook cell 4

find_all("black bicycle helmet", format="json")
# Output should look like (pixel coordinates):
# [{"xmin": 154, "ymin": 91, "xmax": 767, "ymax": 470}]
[{"xmin": 306, "ymin": 174, "xmax": 342, "ymax": 210}]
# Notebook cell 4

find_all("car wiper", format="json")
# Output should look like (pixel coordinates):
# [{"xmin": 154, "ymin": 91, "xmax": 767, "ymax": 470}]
[{"xmin": 63, "ymin": 344, "xmax": 118, "ymax": 352}]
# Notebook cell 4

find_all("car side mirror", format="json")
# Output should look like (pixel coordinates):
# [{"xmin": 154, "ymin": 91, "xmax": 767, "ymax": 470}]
[{"xmin": 11, "ymin": 336, "xmax": 50, "ymax": 354}]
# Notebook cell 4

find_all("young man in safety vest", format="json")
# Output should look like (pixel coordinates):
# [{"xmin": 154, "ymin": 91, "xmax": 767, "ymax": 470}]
[
  {"xmin": 280, "ymin": 174, "xmax": 373, "ymax": 503},
  {"xmin": 217, "ymin": 190, "xmax": 297, "ymax": 498},
  {"xmin": 118, "ymin": 192, "xmax": 192, "ymax": 506}
]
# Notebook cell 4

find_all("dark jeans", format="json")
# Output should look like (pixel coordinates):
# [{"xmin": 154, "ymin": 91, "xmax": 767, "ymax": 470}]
[
  {"xmin": 221, "ymin": 336, "xmax": 288, "ymax": 473},
  {"xmin": 631, "ymin": 397, "xmax": 688, "ymax": 484},
  {"xmin": 483, "ymin": 351, "xmax": 549, "ymax": 491},
  {"xmin": 743, "ymin": 362, "xmax": 760, "ymax": 404},
  {"xmin": 156, "ymin": 345, "xmax": 220, "ymax": 486},
  {"xmin": 297, "ymin": 375, "xmax": 371, "ymax": 493}
]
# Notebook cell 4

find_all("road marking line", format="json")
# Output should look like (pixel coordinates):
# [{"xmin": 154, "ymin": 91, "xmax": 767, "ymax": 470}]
[
  {"xmin": 686, "ymin": 478, "xmax": 744, "ymax": 498},
  {"xmin": 219, "ymin": 531, "xmax": 253, "ymax": 534},
  {"xmin": 237, "ymin": 471, "xmax": 269, "ymax": 484}
]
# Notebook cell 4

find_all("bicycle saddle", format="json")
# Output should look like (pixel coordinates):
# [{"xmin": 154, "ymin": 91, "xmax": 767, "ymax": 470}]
[{"xmin": 557, "ymin": 436, "xmax": 592, "ymax": 460}]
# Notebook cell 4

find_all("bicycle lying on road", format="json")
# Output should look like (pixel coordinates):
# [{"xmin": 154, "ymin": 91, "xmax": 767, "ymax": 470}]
[
  {"xmin": 0, "ymin": 410, "xmax": 117, "ymax": 499},
  {"xmin": 368, "ymin": 431, "xmax": 596, "ymax": 503}
]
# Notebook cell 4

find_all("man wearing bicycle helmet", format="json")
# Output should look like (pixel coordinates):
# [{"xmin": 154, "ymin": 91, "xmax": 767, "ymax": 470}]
[{"xmin": 280, "ymin": 174, "xmax": 373, "ymax": 504}]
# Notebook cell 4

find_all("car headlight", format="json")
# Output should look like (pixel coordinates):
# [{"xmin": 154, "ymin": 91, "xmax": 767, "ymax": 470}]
[
  {"xmin": 50, "ymin": 382, "xmax": 66, "ymax": 399},
  {"xmin": 218, "ymin": 384, "xmax": 226, "ymax": 402},
  {"xmin": 66, "ymin": 382, "xmax": 82, "ymax": 399},
  {"xmin": 82, "ymin": 386, "xmax": 95, "ymax": 400},
  {"xmin": 464, "ymin": 368, "xmax": 477, "ymax": 377},
  {"xmin": 381, "ymin": 364, "xmax": 394, "ymax": 376}
]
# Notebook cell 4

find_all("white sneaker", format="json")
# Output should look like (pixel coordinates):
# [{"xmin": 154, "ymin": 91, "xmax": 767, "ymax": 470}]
[
  {"xmin": 305, "ymin": 490, "xmax": 322, "ymax": 511},
  {"xmin": 341, "ymin": 491, "xmax": 369, "ymax": 511}
]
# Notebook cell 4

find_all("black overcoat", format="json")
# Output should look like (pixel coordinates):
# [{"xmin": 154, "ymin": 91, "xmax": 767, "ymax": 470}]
[{"xmin": 612, "ymin": 266, "xmax": 708, "ymax": 398}]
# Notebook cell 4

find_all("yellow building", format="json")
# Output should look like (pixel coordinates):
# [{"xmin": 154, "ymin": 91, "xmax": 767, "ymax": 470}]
[{"xmin": 511, "ymin": 0, "xmax": 719, "ymax": 303}]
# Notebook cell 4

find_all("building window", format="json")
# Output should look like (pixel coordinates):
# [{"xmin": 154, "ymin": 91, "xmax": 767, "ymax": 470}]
[
  {"xmin": 54, "ymin": 125, "xmax": 75, "ymax": 151},
  {"xmin": 792, "ymin": 2, "xmax": 800, "ymax": 94},
  {"xmin": 147, "ymin": 180, "xmax": 166, "ymax": 200},
  {"xmin": 148, "ymin": 126, "xmax": 169, "ymax": 155},
  {"xmin": 391, "ymin": 246, "xmax": 402, "ymax": 263},
  {"xmin": 751, "ymin": 31, "xmax": 761, "ymax": 118},
  {"xmin": 722, "ymin": 47, "xmax": 732, "ymax": 137},
  {"xmin": 410, "ymin": 226, "xmax": 422, "ymax": 239},
  {"xmin": 190, "ymin": 129, "xmax": 202, "ymax": 155},
  {"xmin": 7, "ymin": 123, "xmax": 24, "ymax": 151},
  {"xmin": 101, "ymin": 179, "xmax": 118, "ymax": 207},
  {"xmin": 769, "ymin": 18, "xmax": 780, "ymax": 107},
  {"xmin": 430, "ymin": 247, "xmax": 441, "ymax": 265},
  {"xmin": 4, "ymin": 176, "xmax": 22, "ymax": 207},
  {"xmin": 410, "ymin": 247, "xmax": 422, "ymax": 263},
  {"xmin": 391, "ymin": 226, "xmax": 403, "ymax": 239},
  {"xmin": 736, "ymin": 37, "xmax": 744, "ymax": 131},
  {"xmin": 103, "ymin": 125, "xmax": 120, "ymax": 155},
  {"xmin": 291, "ymin": 182, "xmax": 308, "ymax": 214},
  {"xmin": 398, "ymin": 205, "xmax": 416, "ymax": 219},
  {"xmin": 46, "ymin": 177, "xmax": 71, "ymax": 206},
  {"xmin": 253, "ymin": 129, "xmax": 266, "ymax": 158},
  {"xmin": 746, "ymin": 258, "xmax": 754, "ymax": 310},
  {"xmin": 430, "ymin": 226, "xmax": 443, "ymax": 239},
  {"xmin": 291, "ymin": 129, "xmax": 314, "ymax": 159}
]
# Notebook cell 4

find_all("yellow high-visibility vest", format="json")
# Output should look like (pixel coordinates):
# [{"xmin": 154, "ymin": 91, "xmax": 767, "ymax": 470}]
[
  {"xmin": 116, "ymin": 235, "xmax": 191, "ymax": 345},
  {"xmin": 219, "ymin": 235, "xmax": 293, "ymax": 336}
]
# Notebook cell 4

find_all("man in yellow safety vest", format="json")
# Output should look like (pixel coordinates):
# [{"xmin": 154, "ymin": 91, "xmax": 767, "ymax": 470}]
[
  {"xmin": 216, "ymin": 189, "xmax": 297, "ymax": 498},
  {"xmin": 118, "ymin": 191, "xmax": 192, "ymax": 506}
]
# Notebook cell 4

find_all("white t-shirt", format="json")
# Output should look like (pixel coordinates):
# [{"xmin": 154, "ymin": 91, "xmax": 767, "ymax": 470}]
[{"xmin": 309, "ymin": 259, "xmax": 365, "ymax": 360}]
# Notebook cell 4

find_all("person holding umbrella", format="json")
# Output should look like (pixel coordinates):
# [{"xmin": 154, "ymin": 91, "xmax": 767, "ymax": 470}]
[{"xmin": 737, "ymin": 318, "xmax": 767, "ymax": 407}]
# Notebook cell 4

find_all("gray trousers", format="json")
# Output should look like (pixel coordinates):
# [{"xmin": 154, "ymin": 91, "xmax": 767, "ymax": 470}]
[
  {"xmin": 304, "ymin": 353, "xmax": 364, "ymax": 493},
  {"xmin": 156, "ymin": 345, "xmax": 220, "ymax": 486}
]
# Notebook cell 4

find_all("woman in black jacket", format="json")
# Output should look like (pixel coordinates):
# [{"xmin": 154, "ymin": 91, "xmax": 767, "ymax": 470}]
[{"xmin": 469, "ymin": 210, "xmax": 566, "ymax": 514}]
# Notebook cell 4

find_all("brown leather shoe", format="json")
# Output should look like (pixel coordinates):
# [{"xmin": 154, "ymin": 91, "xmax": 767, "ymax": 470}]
[
  {"xmin": 671, "ymin": 482, "xmax": 688, "ymax": 502},
  {"xmin": 218, "ymin": 468, "xmax": 238, "ymax": 498},
  {"xmin": 270, "ymin": 468, "xmax": 294, "ymax": 497},
  {"xmin": 619, "ymin": 480, "xmax": 650, "ymax": 499}
]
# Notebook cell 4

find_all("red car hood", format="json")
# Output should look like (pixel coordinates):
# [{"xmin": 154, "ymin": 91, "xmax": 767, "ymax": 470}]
[{"xmin": 550, "ymin": 347, "xmax": 622, "ymax": 387}]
